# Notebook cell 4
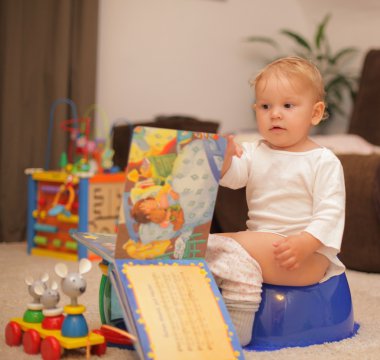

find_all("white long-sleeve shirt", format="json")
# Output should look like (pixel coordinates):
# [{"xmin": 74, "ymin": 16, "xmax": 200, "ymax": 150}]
[{"xmin": 220, "ymin": 139, "xmax": 346, "ymax": 281}]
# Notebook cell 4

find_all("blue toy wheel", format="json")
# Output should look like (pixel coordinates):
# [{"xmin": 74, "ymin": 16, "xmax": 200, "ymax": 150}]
[{"xmin": 246, "ymin": 273, "xmax": 359, "ymax": 351}]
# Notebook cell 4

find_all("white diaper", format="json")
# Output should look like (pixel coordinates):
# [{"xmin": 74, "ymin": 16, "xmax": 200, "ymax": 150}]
[{"xmin": 205, "ymin": 234, "xmax": 263, "ymax": 303}]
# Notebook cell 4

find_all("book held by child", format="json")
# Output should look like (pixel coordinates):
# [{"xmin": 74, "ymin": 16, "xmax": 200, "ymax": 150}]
[{"xmin": 73, "ymin": 126, "xmax": 244, "ymax": 360}]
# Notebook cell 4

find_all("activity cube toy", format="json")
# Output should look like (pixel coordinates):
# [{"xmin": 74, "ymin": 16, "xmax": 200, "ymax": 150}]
[{"xmin": 26, "ymin": 169, "xmax": 124, "ymax": 260}]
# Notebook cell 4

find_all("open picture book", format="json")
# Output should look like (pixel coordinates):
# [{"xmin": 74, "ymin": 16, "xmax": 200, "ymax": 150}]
[{"xmin": 73, "ymin": 126, "xmax": 244, "ymax": 360}]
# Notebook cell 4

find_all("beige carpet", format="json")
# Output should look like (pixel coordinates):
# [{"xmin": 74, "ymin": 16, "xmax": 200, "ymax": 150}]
[{"xmin": 1, "ymin": 242, "xmax": 379, "ymax": 360}]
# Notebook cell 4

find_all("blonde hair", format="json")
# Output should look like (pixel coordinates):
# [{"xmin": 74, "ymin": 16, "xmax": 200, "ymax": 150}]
[{"xmin": 251, "ymin": 56, "xmax": 328, "ymax": 119}]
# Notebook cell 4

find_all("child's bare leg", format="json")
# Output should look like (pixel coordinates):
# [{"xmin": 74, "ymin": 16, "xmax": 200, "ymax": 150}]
[{"xmin": 220, "ymin": 231, "xmax": 329, "ymax": 286}]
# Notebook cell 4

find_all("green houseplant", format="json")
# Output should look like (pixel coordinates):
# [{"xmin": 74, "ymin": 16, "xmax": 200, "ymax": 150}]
[{"xmin": 246, "ymin": 14, "xmax": 358, "ymax": 126}]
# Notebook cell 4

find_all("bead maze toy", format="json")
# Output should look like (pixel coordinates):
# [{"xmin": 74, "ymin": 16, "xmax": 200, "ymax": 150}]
[
  {"xmin": 26, "ymin": 99, "xmax": 125, "ymax": 260},
  {"xmin": 5, "ymin": 259, "xmax": 107, "ymax": 359}
]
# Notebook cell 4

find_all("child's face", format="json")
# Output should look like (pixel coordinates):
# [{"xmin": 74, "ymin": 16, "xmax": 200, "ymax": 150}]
[{"xmin": 254, "ymin": 72, "xmax": 324, "ymax": 151}]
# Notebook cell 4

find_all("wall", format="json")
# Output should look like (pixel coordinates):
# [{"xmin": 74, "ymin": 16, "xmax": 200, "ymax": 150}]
[{"xmin": 96, "ymin": 0, "xmax": 380, "ymax": 134}]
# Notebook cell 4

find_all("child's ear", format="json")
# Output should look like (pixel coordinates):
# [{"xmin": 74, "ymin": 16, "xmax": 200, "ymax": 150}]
[
  {"xmin": 311, "ymin": 101, "xmax": 325, "ymax": 126},
  {"xmin": 252, "ymin": 103, "xmax": 257, "ymax": 112}
]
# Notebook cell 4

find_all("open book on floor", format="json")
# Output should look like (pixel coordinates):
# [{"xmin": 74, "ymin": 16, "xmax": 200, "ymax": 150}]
[{"xmin": 73, "ymin": 126, "xmax": 244, "ymax": 359}]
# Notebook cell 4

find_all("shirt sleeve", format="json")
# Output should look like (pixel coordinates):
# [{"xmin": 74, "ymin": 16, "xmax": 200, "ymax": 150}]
[
  {"xmin": 219, "ymin": 142, "xmax": 253, "ymax": 189},
  {"xmin": 304, "ymin": 150, "xmax": 346, "ymax": 252}
]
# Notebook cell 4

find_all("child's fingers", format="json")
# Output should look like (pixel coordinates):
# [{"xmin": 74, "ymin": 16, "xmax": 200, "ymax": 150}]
[
  {"xmin": 274, "ymin": 249, "xmax": 292, "ymax": 261},
  {"xmin": 288, "ymin": 263, "xmax": 300, "ymax": 271},
  {"xmin": 273, "ymin": 242, "xmax": 289, "ymax": 255},
  {"xmin": 225, "ymin": 134, "xmax": 243, "ymax": 157},
  {"xmin": 236, "ymin": 143, "xmax": 243, "ymax": 157},
  {"xmin": 272, "ymin": 240, "xmax": 282, "ymax": 248},
  {"xmin": 225, "ymin": 134, "xmax": 235, "ymax": 146},
  {"xmin": 278, "ymin": 256, "xmax": 297, "ymax": 269}
]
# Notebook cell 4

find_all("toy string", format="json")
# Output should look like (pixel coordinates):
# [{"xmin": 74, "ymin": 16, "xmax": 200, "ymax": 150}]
[
  {"xmin": 45, "ymin": 98, "xmax": 78, "ymax": 170},
  {"xmin": 101, "ymin": 324, "xmax": 137, "ymax": 341},
  {"xmin": 83, "ymin": 104, "xmax": 111, "ymax": 149}
]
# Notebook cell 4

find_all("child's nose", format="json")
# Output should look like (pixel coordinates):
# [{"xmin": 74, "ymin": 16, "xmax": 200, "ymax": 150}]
[{"xmin": 270, "ymin": 107, "xmax": 282, "ymax": 119}]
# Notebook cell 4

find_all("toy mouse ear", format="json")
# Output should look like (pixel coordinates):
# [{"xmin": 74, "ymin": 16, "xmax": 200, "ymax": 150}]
[
  {"xmin": 51, "ymin": 281, "xmax": 58, "ymax": 291},
  {"xmin": 35, "ymin": 283, "xmax": 45, "ymax": 296},
  {"xmin": 78, "ymin": 258, "xmax": 92, "ymax": 275},
  {"xmin": 55, "ymin": 263, "xmax": 68, "ymax": 278},
  {"xmin": 25, "ymin": 276, "xmax": 34, "ymax": 286},
  {"xmin": 41, "ymin": 273, "xmax": 49, "ymax": 282}
]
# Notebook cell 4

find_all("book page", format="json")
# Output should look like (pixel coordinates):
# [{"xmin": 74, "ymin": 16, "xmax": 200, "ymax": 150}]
[
  {"xmin": 120, "ymin": 262, "xmax": 242, "ymax": 360},
  {"xmin": 71, "ymin": 232, "xmax": 116, "ymax": 263},
  {"xmin": 114, "ymin": 126, "xmax": 226, "ymax": 260}
]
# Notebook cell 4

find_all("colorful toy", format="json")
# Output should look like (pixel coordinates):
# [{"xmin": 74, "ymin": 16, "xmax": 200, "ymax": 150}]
[
  {"xmin": 55, "ymin": 259, "xmax": 92, "ymax": 337},
  {"xmin": 24, "ymin": 273, "xmax": 49, "ymax": 323},
  {"xmin": 26, "ymin": 169, "xmax": 125, "ymax": 260},
  {"xmin": 5, "ymin": 260, "xmax": 107, "ymax": 359},
  {"xmin": 26, "ymin": 98, "xmax": 125, "ymax": 260},
  {"xmin": 35, "ymin": 280, "xmax": 65, "ymax": 331}
]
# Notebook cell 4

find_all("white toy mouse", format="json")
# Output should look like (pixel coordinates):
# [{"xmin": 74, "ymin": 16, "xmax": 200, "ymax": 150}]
[{"xmin": 55, "ymin": 258, "xmax": 92, "ymax": 306}]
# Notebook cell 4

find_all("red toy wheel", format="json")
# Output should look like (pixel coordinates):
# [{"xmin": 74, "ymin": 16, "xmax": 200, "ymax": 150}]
[
  {"xmin": 41, "ymin": 336, "xmax": 62, "ymax": 360},
  {"xmin": 90, "ymin": 329, "xmax": 107, "ymax": 356},
  {"xmin": 5, "ymin": 321, "xmax": 22, "ymax": 346},
  {"xmin": 23, "ymin": 329, "xmax": 41, "ymax": 354}
]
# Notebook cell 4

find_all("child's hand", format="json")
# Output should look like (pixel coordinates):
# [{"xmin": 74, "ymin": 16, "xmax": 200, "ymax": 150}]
[
  {"xmin": 272, "ymin": 233, "xmax": 321, "ymax": 270},
  {"xmin": 225, "ymin": 134, "xmax": 243, "ymax": 158},
  {"xmin": 221, "ymin": 135, "xmax": 243, "ymax": 177}
]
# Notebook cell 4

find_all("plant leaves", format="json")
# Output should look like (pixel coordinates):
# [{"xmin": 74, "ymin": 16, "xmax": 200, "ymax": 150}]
[
  {"xmin": 294, "ymin": 51, "xmax": 309, "ymax": 59},
  {"xmin": 245, "ymin": 36, "xmax": 279, "ymax": 49},
  {"xmin": 330, "ymin": 47, "xmax": 358, "ymax": 65},
  {"xmin": 325, "ymin": 74, "xmax": 351, "ymax": 91},
  {"xmin": 244, "ymin": 13, "xmax": 359, "ymax": 122},
  {"xmin": 279, "ymin": 30, "xmax": 312, "ymax": 52},
  {"xmin": 315, "ymin": 14, "xmax": 331, "ymax": 49},
  {"xmin": 331, "ymin": 103, "xmax": 346, "ymax": 116},
  {"xmin": 325, "ymin": 75, "xmax": 357, "ymax": 113}
]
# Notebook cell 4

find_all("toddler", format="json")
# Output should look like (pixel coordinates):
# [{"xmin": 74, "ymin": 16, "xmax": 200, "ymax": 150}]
[{"xmin": 206, "ymin": 56, "xmax": 346, "ymax": 345}]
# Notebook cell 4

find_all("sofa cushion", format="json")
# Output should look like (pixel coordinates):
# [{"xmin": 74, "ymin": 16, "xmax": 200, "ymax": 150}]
[
  {"xmin": 348, "ymin": 49, "xmax": 380, "ymax": 146},
  {"xmin": 338, "ymin": 154, "xmax": 380, "ymax": 272}
]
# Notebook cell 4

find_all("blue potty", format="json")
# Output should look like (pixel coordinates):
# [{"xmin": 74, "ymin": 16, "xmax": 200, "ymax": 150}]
[{"xmin": 246, "ymin": 273, "xmax": 359, "ymax": 351}]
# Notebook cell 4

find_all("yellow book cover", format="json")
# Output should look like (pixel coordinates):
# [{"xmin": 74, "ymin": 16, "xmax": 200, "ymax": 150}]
[{"xmin": 110, "ymin": 259, "xmax": 244, "ymax": 360}]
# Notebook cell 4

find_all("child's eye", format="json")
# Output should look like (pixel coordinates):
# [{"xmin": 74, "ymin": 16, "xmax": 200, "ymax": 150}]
[
  {"xmin": 261, "ymin": 104, "xmax": 270, "ymax": 110},
  {"xmin": 284, "ymin": 103, "xmax": 294, "ymax": 109}
]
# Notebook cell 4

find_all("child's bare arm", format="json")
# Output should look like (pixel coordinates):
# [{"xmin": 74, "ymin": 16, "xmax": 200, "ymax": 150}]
[
  {"xmin": 221, "ymin": 135, "xmax": 243, "ymax": 177},
  {"xmin": 272, "ymin": 232, "xmax": 323, "ymax": 270}
]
